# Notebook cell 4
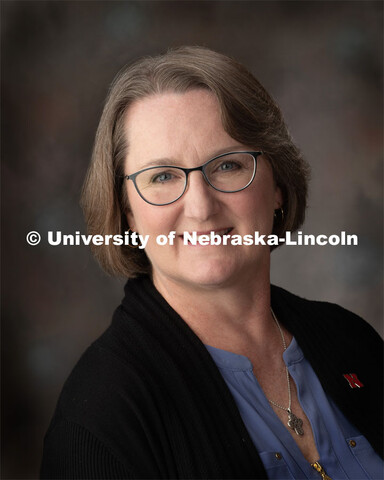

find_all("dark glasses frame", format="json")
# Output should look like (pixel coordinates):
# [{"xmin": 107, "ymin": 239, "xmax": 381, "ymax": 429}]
[{"xmin": 124, "ymin": 151, "xmax": 263, "ymax": 206}]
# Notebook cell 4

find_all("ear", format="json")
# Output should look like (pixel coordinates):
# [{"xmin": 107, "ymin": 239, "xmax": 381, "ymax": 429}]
[{"xmin": 274, "ymin": 185, "xmax": 283, "ymax": 210}]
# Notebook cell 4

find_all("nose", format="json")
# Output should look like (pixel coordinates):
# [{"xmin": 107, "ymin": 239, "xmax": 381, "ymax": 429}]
[{"xmin": 182, "ymin": 171, "xmax": 220, "ymax": 221}]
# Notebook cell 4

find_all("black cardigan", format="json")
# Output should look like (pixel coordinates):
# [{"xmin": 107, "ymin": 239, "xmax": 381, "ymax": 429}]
[{"xmin": 41, "ymin": 276, "xmax": 383, "ymax": 479}]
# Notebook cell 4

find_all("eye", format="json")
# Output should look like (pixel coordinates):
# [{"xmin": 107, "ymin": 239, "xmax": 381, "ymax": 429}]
[
  {"xmin": 217, "ymin": 161, "xmax": 240, "ymax": 172},
  {"xmin": 151, "ymin": 171, "xmax": 175, "ymax": 183},
  {"xmin": 150, "ymin": 170, "xmax": 181, "ymax": 185}
]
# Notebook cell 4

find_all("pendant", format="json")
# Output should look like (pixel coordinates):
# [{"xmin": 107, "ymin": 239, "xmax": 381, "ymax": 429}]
[
  {"xmin": 287, "ymin": 410, "xmax": 304, "ymax": 436},
  {"xmin": 312, "ymin": 461, "xmax": 332, "ymax": 480}
]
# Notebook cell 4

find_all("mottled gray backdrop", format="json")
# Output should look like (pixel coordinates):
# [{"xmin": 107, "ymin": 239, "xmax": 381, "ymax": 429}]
[{"xmin": 2, "ymin": 1, "xmax": 382, "ymax": 477}]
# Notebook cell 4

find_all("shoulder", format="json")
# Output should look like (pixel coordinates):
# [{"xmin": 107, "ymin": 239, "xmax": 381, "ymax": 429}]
[
  {"xmin": 271, "ymin": 284, "xmax": 383, "ymax": 374},
  {"xmin": 52, "ymin": 308, "xmax": 156, "ymax": 428},
  {"xmin": 271, "ymin": 284, "xmax": 381, "ymax": 341},
  {"xmin": 42, "ymin": 311, "xmax": 163, "ymax": 477}
]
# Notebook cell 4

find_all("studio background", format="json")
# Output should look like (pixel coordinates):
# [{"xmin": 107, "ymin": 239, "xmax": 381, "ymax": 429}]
[{"xmin": 1, "ymin": 1, "xmax": 382, "ymax": 478}]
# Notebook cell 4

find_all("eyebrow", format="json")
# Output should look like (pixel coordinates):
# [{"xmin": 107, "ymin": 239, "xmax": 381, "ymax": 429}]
[
  {"xmin": 135, "ymin": 145, "xmax": 250, "ymax": 170},
  {"xmin": 139, "ymin": 158, "xmax": 180, "ymax": 169}
]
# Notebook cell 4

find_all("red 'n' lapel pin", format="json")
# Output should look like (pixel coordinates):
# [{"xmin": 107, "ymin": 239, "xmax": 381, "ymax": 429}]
[{"xmin": 343, "ymin": 373, "xmax": 364, "ymax": 389}]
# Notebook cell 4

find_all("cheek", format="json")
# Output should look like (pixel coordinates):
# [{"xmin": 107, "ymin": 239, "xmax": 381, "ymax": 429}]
[
  {"xmin": 240, "ymin": 187, "xmax": 274, "ymax": 215},
  {"xmin": 128, "ymin": 196, "xmax": 175, "ymax": 235},
  {"xmin": 126, "ymin": 185, "xmax": 158, "ymax": 233},
  {"xmin": 142, "ymin": 210, "xmax": 172, "ymax": 234},
  {"xmin": 234, "ymin": 186, "xmax": 275, "ymax": 231}
]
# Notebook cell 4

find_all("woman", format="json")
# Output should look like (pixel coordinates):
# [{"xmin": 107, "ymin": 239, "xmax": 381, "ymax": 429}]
[{"xmin": 41, "ymin": 46, "xmax": 383, "ymax": 479}]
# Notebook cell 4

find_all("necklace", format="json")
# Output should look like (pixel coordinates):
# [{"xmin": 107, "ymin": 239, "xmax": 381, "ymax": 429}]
[{"xmin": 269, "ymin": 308, "xmax": 304, "ymax": 436}]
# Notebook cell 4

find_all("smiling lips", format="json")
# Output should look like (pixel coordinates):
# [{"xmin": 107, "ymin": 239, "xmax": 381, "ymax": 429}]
[{"xmin": 180, "ymin": 228, "xmax": 233, "ymax": 243}]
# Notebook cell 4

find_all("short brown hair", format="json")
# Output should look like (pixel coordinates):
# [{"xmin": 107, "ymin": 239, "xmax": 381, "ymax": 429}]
[{"xmin": 81, "ymin": 46, "xmax": 310, "ymax": 277}]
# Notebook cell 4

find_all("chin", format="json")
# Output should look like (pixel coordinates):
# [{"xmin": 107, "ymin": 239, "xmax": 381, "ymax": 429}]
[{"xmin": 177, "ymin": 258, "xmax": 242, "ymax": 289}]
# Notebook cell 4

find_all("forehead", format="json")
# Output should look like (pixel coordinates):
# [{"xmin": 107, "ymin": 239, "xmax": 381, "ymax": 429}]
[{"xmin": 124, "ymin": 90, "xmax": 241, "ymax": 170}]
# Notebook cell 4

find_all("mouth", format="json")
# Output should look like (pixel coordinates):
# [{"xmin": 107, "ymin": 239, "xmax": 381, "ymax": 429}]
[{"xmin": 180, "ymin": 227, "xmax": 233, "ymax": 244}]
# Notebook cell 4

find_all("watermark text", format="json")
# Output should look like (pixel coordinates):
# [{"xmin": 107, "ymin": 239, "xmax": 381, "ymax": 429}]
[{"xmin": 26, "ymin": 230, "xmax": 359, "ymax": 247}]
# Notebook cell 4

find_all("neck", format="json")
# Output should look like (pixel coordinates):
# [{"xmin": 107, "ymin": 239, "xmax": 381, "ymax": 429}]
[{"xmin": 152, "ymin": 261, "xmax": 280, "ymax": 352}]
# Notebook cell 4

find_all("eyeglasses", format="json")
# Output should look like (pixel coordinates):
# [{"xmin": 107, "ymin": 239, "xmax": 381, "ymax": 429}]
[{"xmin": 125, "ymin": 151, "xmax": 262, "ymax": 206}]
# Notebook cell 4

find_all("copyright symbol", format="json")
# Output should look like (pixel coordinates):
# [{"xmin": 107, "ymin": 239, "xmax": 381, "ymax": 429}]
[{"xmin": 26, "ymin": 231, "xmax": 41, "ymax": 246}]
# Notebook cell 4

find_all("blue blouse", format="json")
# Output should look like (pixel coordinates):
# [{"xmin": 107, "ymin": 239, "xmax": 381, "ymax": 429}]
[{"xmin": 205, "ymin": 337, "xmax": 383, "ymax": 479}]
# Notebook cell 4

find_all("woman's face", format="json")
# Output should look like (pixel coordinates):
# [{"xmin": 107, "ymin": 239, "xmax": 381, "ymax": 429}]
[{"xmin": 124, "ymin": 89, "xmax": 282, "ymax": 290}]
